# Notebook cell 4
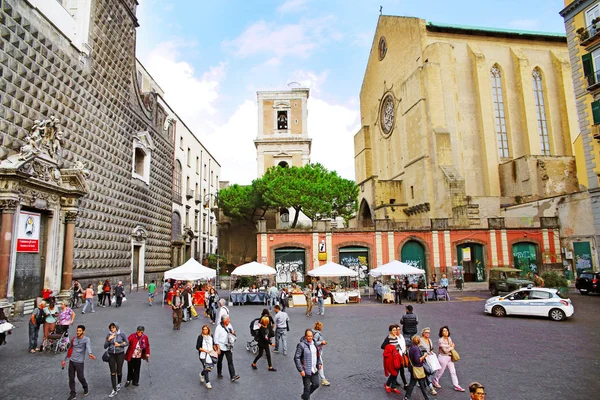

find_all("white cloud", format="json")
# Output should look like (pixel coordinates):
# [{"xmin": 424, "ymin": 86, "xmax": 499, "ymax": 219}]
[
  {"xmin": 277, "ymin": 0, "xmax": 309, "ymax": 14},
  {"xmin": 290, "ymin": 69, "xmax": 329, "ymax": 94},
  {"xmin": 508, "ymin": 19, "xmax": 540, "ymax": 31},
  {"xmin": 223, "ymin": 17, "xmax": 341, "ymax": 59}
]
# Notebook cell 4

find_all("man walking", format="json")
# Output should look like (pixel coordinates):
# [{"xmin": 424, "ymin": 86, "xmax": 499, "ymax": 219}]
[
  {"xmin": 182, "ymin": 286, "xmax": 192, "ymax": 322},
  {"xmin": 315, "ymin": 283, "xmax": 326, "ymax": 316},
  {"xmin": 294, "ymin": 329, "xmax": 321, "ymax": 400},
  {"xmin": 114, "ymin": 281, "xmax": 125, "ymax": 307},
  {"xmin": 215, "ymin": 316, "xmax": 240, "ymax": 382},
  {"xmin": 304, "ymin": 284, "xmax": 313, "ymax": 317},
  {"xmin": 62, "ymin": 325, "xmax": 96, "ymax": 400},
  {"xmin": 392, "ymin": 279, "xmax": 403, "ymax": 305},
  {"xmin": 400, "ymin": 304, "xmax": 419, "ymax": 347},
  {"xmin": 268, "ymin": 283, "xmax": 279, "ymax": 310},
  {"xmin": 273, "ymin": 305, "xmax": 289, "ymax": 356},
  {"xmin": 147, "ymin": 280, "xmax": 157, "ymax": 306},
  {"xmin": 28, "ymin": 301, "xmax": 46, "ymax": 353},
  {"xmin": 171, "ymin": 289, "xmax": 183, "ymax": 330},
  {"xmin": 81, "ymin": 284, "xmax": 95, "ymax": 314},
  {"xmin": 124, "ymin": 326, "xmax": 150, "ymax": 387},
  {"xmin": 216, "ymin": 298, "xmax": 229, "ymax": 325},
  {"xmin": 416, "ymin": 276, "xmax": 426, "ymax": 304}
]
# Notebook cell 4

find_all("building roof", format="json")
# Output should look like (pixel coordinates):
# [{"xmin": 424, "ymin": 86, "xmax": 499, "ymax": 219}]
[{"xmin": 425, "ymin": 22, "xmax": 567, "ymax": 43}]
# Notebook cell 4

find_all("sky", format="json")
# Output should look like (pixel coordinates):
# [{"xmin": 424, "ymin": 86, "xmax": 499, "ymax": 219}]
[{"xmin": 135, "ymin": 0, "xmax": 568, "ymax": 185}]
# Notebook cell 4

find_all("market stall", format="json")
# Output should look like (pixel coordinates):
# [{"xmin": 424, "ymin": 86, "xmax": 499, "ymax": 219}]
[
  {"xmin": 369, "ymin": 260, "xmax": 426, "ymax": 303},
  {"xmin": 308, "ymin": 262, "xmax": 361, "ymax": 304},
  {"xmin": 229, "ymin": 262, "xmax": 277, "ymax": 306},
  {"xmin": 162, "ymin": 258, "xmax": 216, "ymax": 306}
]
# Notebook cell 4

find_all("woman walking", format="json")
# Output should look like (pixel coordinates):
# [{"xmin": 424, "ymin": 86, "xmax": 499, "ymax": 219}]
[
  {"xmin": 419, "ymin": 327, "xmax": 438, "ymax": 396},
  {"xmin": 197, "ymin": 325, "xmax": 216, "ymax": 389},
  {"xmin": 208, "ymin": 288, "xmax": 219, "ymax": 325},
  {"xmin": 251, "ymin": 316, "xmax": 276, "ymax": 372},
  {"xmin": 97, "ymin": 281, "xmax": 104, "ymax": 306},
  {"xmin": 102, "ymin": 280, "xmax": 112, "ymax": 307},
  {"xmin": 381, "ymin": 324, "xmax": 404, "ymax": 394},
  {"xmin": 104, "ymin": 322, "xmax": 128, "ymax": 397},
  {"xmin": 312, "ymin": 321, "xmax": 330, "ymax": 386},
  {"xmin": 405, "ymin": 335, "xmax": 433, "ymax": 400},
  {"xmin": 433, "ymin": 326, "xmax": 465, "ymax": 392}
]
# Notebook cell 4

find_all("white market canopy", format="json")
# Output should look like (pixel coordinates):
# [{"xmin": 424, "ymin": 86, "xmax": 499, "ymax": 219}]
[
  {"xmin": 308, "ymin": 262, "xmax": 359, "ymax": 277},
  {"xmin": 164, "ymin": 258, "xmax": 216, "ymax": 281},
  {"xmin": 369, "ymin": 260, "xmax": 426, "ymax": 277},
  {"xmin": 231, "ymin": 261, "xmax": 277, "ymax": 276}
]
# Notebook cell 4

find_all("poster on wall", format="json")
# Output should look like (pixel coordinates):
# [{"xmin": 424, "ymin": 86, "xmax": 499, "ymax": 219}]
[
  {"xmin": 17, "ymin": 211, "xmax": 41, "ymax": 253},
  {"xmin": 462, "ymin": 247, "xmax": 471, "ymax": 262}
]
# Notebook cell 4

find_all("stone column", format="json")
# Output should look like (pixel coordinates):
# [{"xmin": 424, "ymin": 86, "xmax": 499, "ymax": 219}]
[
  {"xmin": 61, "ymin": 210, "xmax": 78, "ymax": 292},
  {"xmin": 0, "ymin": 199, "xmax": 18, "ymax": 299}
]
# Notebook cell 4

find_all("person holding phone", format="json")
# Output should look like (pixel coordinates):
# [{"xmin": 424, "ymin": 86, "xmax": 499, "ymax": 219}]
[{"xmin": 104, "ymin": 322, "xmax": 128, "ymax": 397}]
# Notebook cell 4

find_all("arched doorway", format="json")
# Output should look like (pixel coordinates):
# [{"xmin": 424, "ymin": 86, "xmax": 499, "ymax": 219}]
[
  {"xmin": 274, "ymin": 247, "xmax": 306, "ymax": 287},
  {"xmin": 512, "ymin": 242, "xmax": 539, "ymax": 278},
  {"xmin": 457, "ymin": 243, "xmax": 485, "ymax": 282},
  {"xmin": 339, "ymin": 246, "xmax": 369, "ymax": 286},
  {"xmin": 358, "ymin": 199, "xmax": 373, "ymax": 228},
  {"xmin": 401, "ymin": 241, "xmax": 427, "ymax": 280}
]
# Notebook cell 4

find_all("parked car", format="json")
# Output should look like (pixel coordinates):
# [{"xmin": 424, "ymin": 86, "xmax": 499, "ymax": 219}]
[
  {"xmin": 484, "ymin": 287, "xmax": 574, "ymax": 321},
  {"xmin": 488, "ymin": 267, "xmax": 533, "ymax": 296},
  {"xmin": 575, "ymin": 271, "xmax": 600, "ymax": 295}
]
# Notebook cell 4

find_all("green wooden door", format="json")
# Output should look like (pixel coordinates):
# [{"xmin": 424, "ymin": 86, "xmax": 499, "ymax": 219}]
[
  {"xmin": 401, "ymin": 241, "xmax": 427, "ymax": 280},
  {"xmin": 573, "ymin": 242, "xmax": 593, "ymax": 277},
  {"xmin": 512, "ymin": 242, "xmax": 538, "ymax": 278}
]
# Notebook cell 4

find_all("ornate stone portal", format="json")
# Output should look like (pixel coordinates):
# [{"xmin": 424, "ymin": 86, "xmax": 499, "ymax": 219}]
[{"xmin": 0, "ymin": 116, "xmax": 89, "ymax": 303}]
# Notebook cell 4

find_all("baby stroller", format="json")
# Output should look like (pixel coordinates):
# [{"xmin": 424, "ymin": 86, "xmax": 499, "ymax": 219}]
[
  {"xmin": 42, "ymin": 325, "xmax": 70, "ymax": 354},
  {"xmin": 245, "ymin": 318, "xmax": 260, "ymax": 354}
]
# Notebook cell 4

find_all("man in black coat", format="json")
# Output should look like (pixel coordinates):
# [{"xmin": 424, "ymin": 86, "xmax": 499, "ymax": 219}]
[
  {"xmin": 400, "ymin": 304, "xmax": 418, "ymax": 347},
  {"xmin": 115, "ymin": 282, "xmax": 125, "ymax": 307}
]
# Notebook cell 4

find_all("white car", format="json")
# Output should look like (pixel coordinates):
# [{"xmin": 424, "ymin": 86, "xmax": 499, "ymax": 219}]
[{"xmin": 484, "ymin": 287, "xmax": 574, "ymax": 321}]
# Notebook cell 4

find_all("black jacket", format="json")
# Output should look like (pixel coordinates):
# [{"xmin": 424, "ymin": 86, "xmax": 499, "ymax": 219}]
[
  {"xmin": 115, "ymin": 285, "xmax": 124, "ymax": 298},
  {"xmin": 400, "ymin": 312, "xmax": 418, "ymax": 337}
]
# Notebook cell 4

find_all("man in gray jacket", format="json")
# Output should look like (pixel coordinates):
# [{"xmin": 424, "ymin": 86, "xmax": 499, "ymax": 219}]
[
  {"xmin": 294, "ymin": 329, "xmax": 322, "ymax": 400},
  {"xmin": 62, "ymin": 325, "xmax": 96, "ymax": 400}
]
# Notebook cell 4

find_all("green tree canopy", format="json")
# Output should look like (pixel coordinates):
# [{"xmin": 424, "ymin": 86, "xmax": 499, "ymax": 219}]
[{"xmin": 218, "ymin": 164, "xmax": 358, "ymax": 228}]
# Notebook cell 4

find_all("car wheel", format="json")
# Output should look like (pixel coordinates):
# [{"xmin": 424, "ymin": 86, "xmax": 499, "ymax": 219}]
[
  {"xmin": 579, "ymin": 289, "xmax": 589, "ymax": 295},
  {"xmin": 549, "ymin": 308, "xmax": 566, "ymax": 321},
  {"xmin": 490, "ymin": 287, "xmax": 498, "ymax": 296},
  {"xmin": 492, "ymin": 305, "xmax": 506, "ymax": 317}
]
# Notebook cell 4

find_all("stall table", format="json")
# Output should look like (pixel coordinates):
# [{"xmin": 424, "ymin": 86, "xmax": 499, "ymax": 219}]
[{"xmin": 230, "ymin": 291, "xmax": 268, "ymax": 305}]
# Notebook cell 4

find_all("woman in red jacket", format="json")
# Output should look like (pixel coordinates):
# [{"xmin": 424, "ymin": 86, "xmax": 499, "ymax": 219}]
[
  {"xmin": 124, "ymin": 326, "xmax": 150, "ymax": 387},
  {"xmin": 381, "ymin": 324, "xmax": 403, "ymax": 394}
]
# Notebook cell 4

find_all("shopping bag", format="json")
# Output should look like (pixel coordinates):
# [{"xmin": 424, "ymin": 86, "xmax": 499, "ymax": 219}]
[
  {"xmin": 426, "ymin": 353, "xmax": 441, "ymax": 372},
  {"xmin": 122, "ymin": 296, "xmax": 127, "ymax": 303},
  {"xmin": 111, "ymin": 296, "xmax": 116, "ymax": 303},
  {"xmin": 190, "ymin": 306, "xmax": 198, "ymax": 318}
]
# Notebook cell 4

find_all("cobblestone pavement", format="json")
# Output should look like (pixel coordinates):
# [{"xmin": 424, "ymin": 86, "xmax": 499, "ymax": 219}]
[{"xmin": 0, "ymin": 290, "xmax": 598, "ymax": 400}]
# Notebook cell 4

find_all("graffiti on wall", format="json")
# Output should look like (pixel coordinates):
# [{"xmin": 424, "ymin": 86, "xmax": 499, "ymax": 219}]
[
  {"xmin": 275, "ymin": 259, "xmax": 304, "ymax": 284},
  {"xmin": 339, "ymin": 255, "xmax": 368, "ymax": 284}
]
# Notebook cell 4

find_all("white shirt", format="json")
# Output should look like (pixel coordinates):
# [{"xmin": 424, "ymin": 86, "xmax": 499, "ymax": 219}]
[
  {"xmin": 217, "ymin": 306, "xmax": 229, "ymax": 325},
  {"xmin": 309, "ymin": 341, "xmax": 318, "ymax": 373},
  {"xmin": 214, "ymin": 323, "xmax": 234, "ymax": 351},
  {"xmin": 199, "ymin": 335, "xmax": 213, "ymax": 360}
]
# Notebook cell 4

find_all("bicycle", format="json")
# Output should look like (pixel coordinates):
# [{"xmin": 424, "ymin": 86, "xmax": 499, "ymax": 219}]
[{"xmin": 69, "ymin": 290, "xmax": 82, "ymax": 309}]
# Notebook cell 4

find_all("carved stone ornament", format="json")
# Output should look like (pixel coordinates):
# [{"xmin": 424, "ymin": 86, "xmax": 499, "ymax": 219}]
[
  {"xmin": 0, "ymin": 199, "xmax": 19, "ymax": 213},
  {"xmin": 19, "ymin": 116, "xmax": 64, "ymax": 164},
  {"xmin": 132, "ymin": 225, "xmax": 148, "ymax": 242},
  {"xmin": 65, "ymin": 211, "xmax": 79, "ymax": 223},
  {"xmin": 379, "ymin": 92, "xmax": 396, "ymax": 137},
  {"xmin": 17, "ymin": 159, "xmax": 63, "ymax": 186}
]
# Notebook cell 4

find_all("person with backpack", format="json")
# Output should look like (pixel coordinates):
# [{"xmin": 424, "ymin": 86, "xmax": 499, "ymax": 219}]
[
  {"xmin": 197, "ymin": 324, "xmax": 217, "ymax": 389},
  {"xmin": 251, "ymin": 316, "xmax": 277, "ymax": 372},
  {"xmin": 102, "ymin": 280, "xmax": 112, "ymax": 307},
  {"xmin": 104, "ymin": 322, "xmax": 128, "ymax": 398},
  {"xmin": 28, "ymin": 301, "xmax": 46, "ymax": 353},
  {"xmin": 62, "ymin": 325, "xmax": 96, "ymax": 400}
]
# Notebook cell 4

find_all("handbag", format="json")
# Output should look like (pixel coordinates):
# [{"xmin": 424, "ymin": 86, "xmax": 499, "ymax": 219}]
[
  {"xmin": 102, "ymin": 351, "xmax": 110, "ymax": 362},
  {"xmin": 409, "ymin": 350, "xmax": 426, "ymax": 379},
  {"xmin": 450, "ymin": 349, "xmax": 460, "ymax": 362},
  {"xmin": 226, "ymin": 328, "xmax": 237, "ymax": 348}
]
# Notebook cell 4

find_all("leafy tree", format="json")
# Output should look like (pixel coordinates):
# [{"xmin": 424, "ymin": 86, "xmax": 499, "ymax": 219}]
[{"xmin": 217, "ymin": 183, "xmax": 269, "ymax": 226}]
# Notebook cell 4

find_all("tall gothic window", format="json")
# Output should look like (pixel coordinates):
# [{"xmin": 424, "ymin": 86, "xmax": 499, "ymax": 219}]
[
  {"xmin": 174, "ymin": 160, "xmax": 182, "ymax": 201},
  {"xmin": 532, "ymin": 68, "xmax": 550, "ymax": 156},
  {"xmin": 491, "ymin": 65, "xmax": 509, "ymax": 158}
]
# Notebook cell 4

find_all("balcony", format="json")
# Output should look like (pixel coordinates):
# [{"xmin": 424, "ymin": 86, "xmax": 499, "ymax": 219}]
[
  {"xmin": 186, "ymin": 189, "xmax": 194, "ymax": 200},
  {"xmin": 586, "ymin": 70, "xmax": 600, "ymax": 91},
  {"xmin": 577, "ymin": 21, "xmax": 600, "ymax": 47},
  {"xmin": 194, "ymin": 193, "xmax": 202, "ymax": 205}
]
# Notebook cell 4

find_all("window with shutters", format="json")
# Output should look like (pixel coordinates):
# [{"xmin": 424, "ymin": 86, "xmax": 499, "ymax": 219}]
[
  {"xmin": 532, "ymin": 68, "xmax": 550, "ymax": 156},
  {"xmin": 592, "ymin": 100, "xmax": 600, "ymax": 125},
  {"xmin": 582, "ymin": 49, "xmax": 600, "ymax": 88},
  {"xmin": 491, "ymin": 65, "xmax": 509, "ymax": 158}
]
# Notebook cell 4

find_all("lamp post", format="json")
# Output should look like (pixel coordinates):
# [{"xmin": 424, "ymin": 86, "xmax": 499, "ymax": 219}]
[{"xmin": 203, "ymin": 192, "xmax": 219, "ymax": 284}]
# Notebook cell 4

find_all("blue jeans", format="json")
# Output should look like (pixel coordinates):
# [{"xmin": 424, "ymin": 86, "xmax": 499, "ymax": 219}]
[
  {"xmin": 28, "ymin": 322, "xmax": 40, "ymax": 351},
  {"xmin": 317, "ymin": 297, "xmax": 324, "ymax": 315},
  {"xmin": 82, "ymin": 299, "xmax": 94, "ymax": 313},
  {"xmin": 268, "ymin": 297, "xmax": 278, "ymax": 310},
  {"xmin": 275, "ymin": 328, "xmax": 287, "ymax": 355},
  {"xmin": 183, "ymin": 307, "xmax": 190, "ymax": 321}
]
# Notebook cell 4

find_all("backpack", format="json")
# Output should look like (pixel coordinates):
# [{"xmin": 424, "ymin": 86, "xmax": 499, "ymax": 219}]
[{"xmin": 34, "ymin": 308, "xmax": 46, "ymax": 326}]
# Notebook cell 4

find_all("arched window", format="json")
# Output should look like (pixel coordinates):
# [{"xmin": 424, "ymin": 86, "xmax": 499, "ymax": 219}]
[
  {"xmin": 532, "ymin": 68, "xmax": 550, "ymax": 156},
  {"xmin": 278, "ymin": 161, "xmax": 289, "ymax": 168},
  {"xmin": 173, "ymin": 160, "xmax": 182, "ymax": 200},
  {"xmin": 491, "ymin": 65, "xmax": 509, "ymax": 158}
]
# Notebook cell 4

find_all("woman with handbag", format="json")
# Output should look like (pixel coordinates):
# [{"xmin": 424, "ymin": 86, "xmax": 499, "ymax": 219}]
[
  {"xmin": 433, "ymin": 325, "xmax": 465, "ymax": 392},
  {"xmin": 419, "ymin": 327, "xmax": 439, "ymax": 396},
  {"xmin": 104, "ymin": 322, "xmax": 128, "ymax": 397},
  {"xmin": 197, "ymin": 324, "xmax": 217, "ymax": 389},
  {"xmin": 405, "ymin": 335, "xmax": 434, "ymax": 400},
  {"xmin": 251, "ymin": 316, "xmax": 277, "ymax": 372}
]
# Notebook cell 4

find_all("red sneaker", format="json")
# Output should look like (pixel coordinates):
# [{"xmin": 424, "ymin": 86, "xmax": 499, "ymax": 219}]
[
  {"xmin": 384, "ymin": 385, "xmax": 392, "ymax": 393},
  {"xmin": 392, "ymin": 388, "xmax": 402, "ymax": 394}
]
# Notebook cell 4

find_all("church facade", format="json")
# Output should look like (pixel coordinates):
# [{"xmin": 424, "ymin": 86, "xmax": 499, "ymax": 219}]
[{"xmin": 0, "ymin": 0, "xmax": 173, "ymax": 310}]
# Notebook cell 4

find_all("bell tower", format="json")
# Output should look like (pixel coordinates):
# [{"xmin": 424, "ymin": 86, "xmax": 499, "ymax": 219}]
[{"xmin": 255, "ymin": 88, "xmax": 312, "ymax": 177}]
